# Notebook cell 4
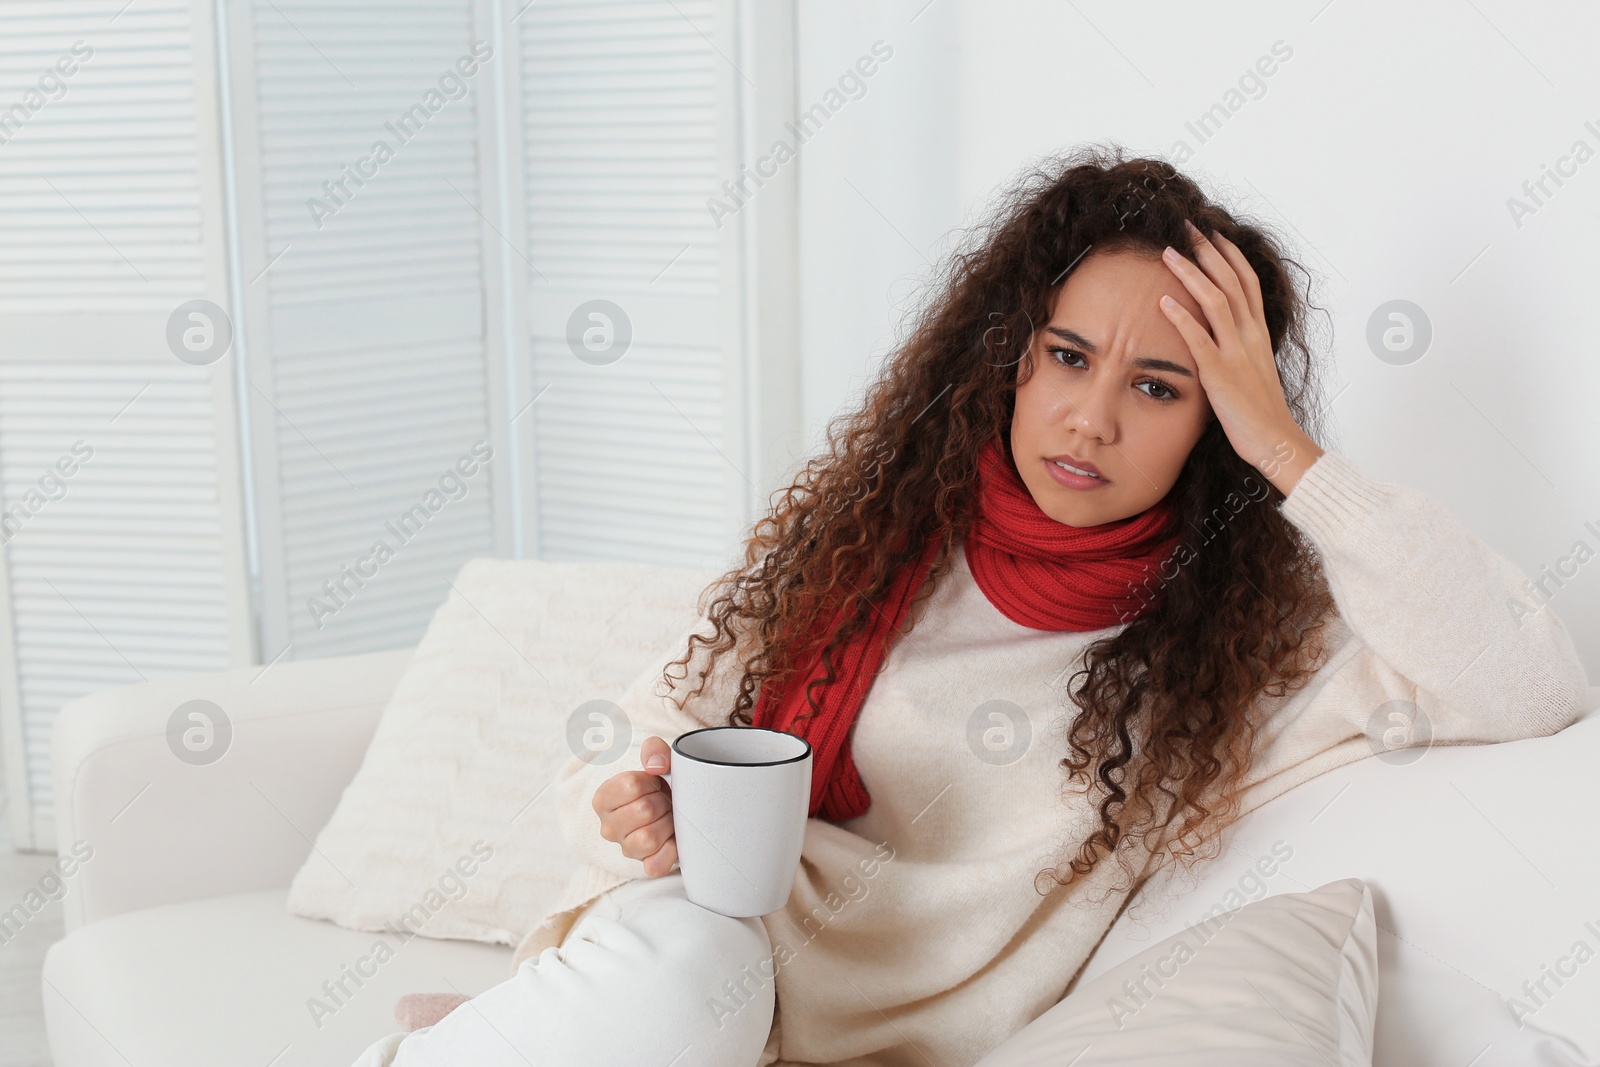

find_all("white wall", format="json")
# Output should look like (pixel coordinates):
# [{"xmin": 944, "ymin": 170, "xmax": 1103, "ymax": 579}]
[{"xmin": 793, "ymin": 0, "xmax": 1600, "ymax": 673}]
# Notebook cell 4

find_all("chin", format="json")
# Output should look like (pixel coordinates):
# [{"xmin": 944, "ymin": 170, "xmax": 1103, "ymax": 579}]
[
  {"xmin": 1048, "ymin": 510, "xmax": 1095, "ymax": 528},
  {"xmin": 1023, "ymin": 486, "xmax": 1101, "ymax": 526},
  {"xmin": 1049, "ymin": 499, "xmax": 1134, "ymax": 528},
  {"xmin": 1032, "ymin": 499, "xmax": 1093, "ymax": 527}
]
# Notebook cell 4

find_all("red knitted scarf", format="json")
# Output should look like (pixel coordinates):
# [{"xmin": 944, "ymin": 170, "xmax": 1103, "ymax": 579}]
[{"xmin": 751, "ymin": 436, "xmax": 1185, "ymax": 822}]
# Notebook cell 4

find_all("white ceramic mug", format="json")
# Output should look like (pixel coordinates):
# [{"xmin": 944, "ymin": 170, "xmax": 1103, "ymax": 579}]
[{"xmin": 660, "ymin": 726, "xmax": 812, "ymax": 917}]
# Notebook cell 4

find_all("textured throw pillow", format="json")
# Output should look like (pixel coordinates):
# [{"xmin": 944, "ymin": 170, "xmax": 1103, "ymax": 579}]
[
  {"xmin": 286, "ymin": 557, "xmax": 717, "ymax": 944},
  {"xmin": 975, "ymin": 877, "xmax": 1379, "ymax": 1066}
]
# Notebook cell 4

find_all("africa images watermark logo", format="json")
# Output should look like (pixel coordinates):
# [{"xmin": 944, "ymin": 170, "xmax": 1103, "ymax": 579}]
[
  {"xmin": 1505, "ymin": 119, "xmax": 1600, "ymax": 230},
  {"xmin": 1164, "ymin": 40, "xmax": 1293, "ymax": 161},
  {"xmin": 306, "ymin": 41, "xmax": 494, "ymax": 230},
  {"xmin": 1114, "ymin": 442, "xmax": 1297, "ymax": 624},
  {"xmin": 305, "ymin": 841, "xmax": 496, "ymax": 1029},
  {"xmin": 0, "ymin": 840, "xmax": 94, "ymax": 947},
  {"xmin": 306, "ymin": 440, "xmax": 493, "ymax": 629},
  {"xmin": 1104, "ymin": 840, "xmax": 1296, "ymax": 1029},
  {"xmin": 704, "ymin": 40, "xmax": 894, "ymax": 228},
  {"xmin": 0, "ymin": 440, "xmax": 93, "ymax": 544},
  {"xmin": 0, "ymin": 40, "xmax": 94, "ymax": 146},
  {"xmin": 1505, "ymin": 516, "xmax": 1600, "ymax": 629},
  {"xmin": 707, "ymin": 840, "xmax": 897, "ymax": 1030}
]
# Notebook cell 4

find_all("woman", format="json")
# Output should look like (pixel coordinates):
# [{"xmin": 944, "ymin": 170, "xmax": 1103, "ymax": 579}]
[{"xmin": 358, "ymin": 146, "xmax": 1590, "ymax": 1066}]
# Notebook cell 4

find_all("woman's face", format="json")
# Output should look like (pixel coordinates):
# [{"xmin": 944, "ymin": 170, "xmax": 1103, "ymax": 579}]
[{"xmin": 1009, "ymin": 248, "xmax": 1215, "ymax": 527}]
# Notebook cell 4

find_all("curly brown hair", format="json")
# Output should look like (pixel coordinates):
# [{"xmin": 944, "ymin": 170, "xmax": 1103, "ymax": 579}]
[{"xmin": 661, "ymin": 143, "xmax": 1339, "ymax": 905}]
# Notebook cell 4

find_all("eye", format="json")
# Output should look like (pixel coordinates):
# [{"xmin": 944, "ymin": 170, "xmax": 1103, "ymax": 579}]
[
  {"xmin": 1047, "ymin": 346, "xmax": 1087, "ymax": 369},
  {"xmin": 1048, "ymin": 347, "xmax": 1182, "ymax": 403},
  {"xmin": 1139, "ymin": 380, "xmax": 1180, "ymax": 402}
]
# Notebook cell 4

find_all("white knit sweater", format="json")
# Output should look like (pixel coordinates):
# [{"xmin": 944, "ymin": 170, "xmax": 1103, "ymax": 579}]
[{"xmin": 510, "ymin": 449, "xmax": 1591, "ymax": 1067}]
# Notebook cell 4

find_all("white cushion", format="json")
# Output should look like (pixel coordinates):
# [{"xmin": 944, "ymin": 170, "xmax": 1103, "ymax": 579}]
[
  {"xmin": 1075, "ymin": 706, "xmax": 1600, "ymax": 1067},
  {"xmin": 976, "ymin": 878, "xmax": 1378, "ymax": 1066},
  {"xmin": 42, "ymin": 890, "xmax": 511, "ymax": 1067},
  {"xmin": 286, "ymin": 558, "xmax": 715, "ymax": 945}
]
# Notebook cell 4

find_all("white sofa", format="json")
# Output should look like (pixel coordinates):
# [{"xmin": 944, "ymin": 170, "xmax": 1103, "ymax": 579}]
[{"xmin": 41, "ymin": 576, "xmax": 1600, "ymax": 1067}]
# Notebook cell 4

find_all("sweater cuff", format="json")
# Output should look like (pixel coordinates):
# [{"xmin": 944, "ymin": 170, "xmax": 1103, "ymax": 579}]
[{"xmin": 1277, "ymin": 448, "xmax": 1400, "ymax": 544}]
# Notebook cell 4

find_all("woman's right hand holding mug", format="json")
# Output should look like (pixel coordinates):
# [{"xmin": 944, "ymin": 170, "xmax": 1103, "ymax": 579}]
[{"xmin": 592, "ymin": 735, "xmax": 677, "ymax": 877}]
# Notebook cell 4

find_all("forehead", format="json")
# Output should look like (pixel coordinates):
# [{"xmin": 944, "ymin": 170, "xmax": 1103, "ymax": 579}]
[{"xmin": 1046, "ymin": 249, "xmax": 1207, "ymax": 348}]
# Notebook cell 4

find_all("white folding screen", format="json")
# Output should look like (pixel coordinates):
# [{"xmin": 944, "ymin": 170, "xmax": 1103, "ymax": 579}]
[
  {"xmin": 222, "ymin": 0, "xmax": 512, "ymax": 663},
  {"xmin": 508, "ymin": 0, "xmax": 754, "ymax": 567},
  {"xmin": 0, "ymin": 0, "xmax": 252, "ymax": 850},
  {"xmin": 0, "ymin": 0, "xmax": 794, "ymax": 850}
]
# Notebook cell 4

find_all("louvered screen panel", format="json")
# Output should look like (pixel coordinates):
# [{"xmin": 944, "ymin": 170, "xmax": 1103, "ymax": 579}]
[
  {"xmin": 244, "ymin": 0, "xmax": 499, "ymax": 660},
  {"xmin": 529, "ymin": 337, "xmax": 727, "ymax": 564},
  {"xmin": 520, "ymin": 0, "xmax": 733, "ymax": 567},
  {"xmin": 0, "ymin": 1, "xmax": 207, "ymax": 313},
  {"xmin": 0, "ymin": 0, "xmax": 241, "ymax": 849},
  {"xmin": 0, "ymin": 366, "xmax": 233, "ymax": 829}
]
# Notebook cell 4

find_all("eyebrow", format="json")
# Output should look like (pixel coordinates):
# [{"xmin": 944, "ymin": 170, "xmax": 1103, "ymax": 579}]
[{"xmin": 1043, "ymin": 326, "xmax": 1195, "ymax": 379}]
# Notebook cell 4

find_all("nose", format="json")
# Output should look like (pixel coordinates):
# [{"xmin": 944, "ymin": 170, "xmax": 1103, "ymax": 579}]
[{"xmin": 1061, "ymin": 365, "xmax": 1118, "ymax": 445}]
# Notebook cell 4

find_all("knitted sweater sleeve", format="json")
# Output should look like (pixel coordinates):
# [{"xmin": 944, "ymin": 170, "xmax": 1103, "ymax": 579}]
[
  {"xmin": 1236, "ymin": 448, "xmax": 1591, "ymax": 812},
  {"xmin": 550, "ymin": 614, "xmax": 749, "ymax": 882},
  {"xmin": 510, "ymin": 612, "xmax": 754, "ymax": 971}
]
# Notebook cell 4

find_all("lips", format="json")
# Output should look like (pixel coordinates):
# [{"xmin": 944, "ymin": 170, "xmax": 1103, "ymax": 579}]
[{"xmin": 1045, "ymin": 452, "xmax": 1105, "ymax": 480}]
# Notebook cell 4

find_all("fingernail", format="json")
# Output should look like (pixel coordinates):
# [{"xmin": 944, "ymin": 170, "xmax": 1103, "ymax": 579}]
[
  {"xmin": 646, "ymin": 755, "xmax": 665, "ymax": 770},
  {"xmin": 1160, "ymin": 295, "xmax": 1176, "ymax": 309},
  {"xmin": 1183, "ymin": 218, "xmax": 1200, "ymax": 235},
  {"xmin": 1162, "ymin": 246, "xmax": 1178, "ymax": 261}
]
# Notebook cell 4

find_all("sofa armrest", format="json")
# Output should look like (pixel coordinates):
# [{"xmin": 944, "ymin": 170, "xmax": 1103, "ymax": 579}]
[{"xmin": 50, "ymin": 647, "xmax": 414, "ymax": 931}]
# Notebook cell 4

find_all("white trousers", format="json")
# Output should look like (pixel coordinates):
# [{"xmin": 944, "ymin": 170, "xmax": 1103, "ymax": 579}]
[{"xmin": 350, "ymin": 871, "xmax": 776, "ymax": 1067}]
